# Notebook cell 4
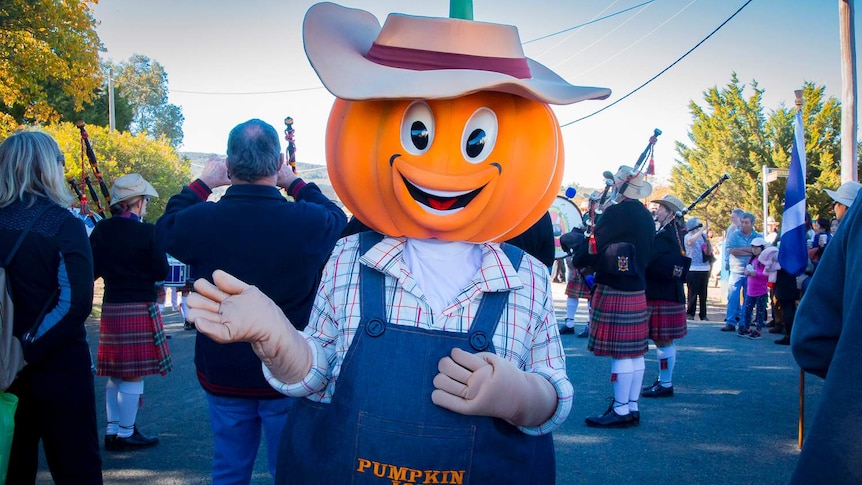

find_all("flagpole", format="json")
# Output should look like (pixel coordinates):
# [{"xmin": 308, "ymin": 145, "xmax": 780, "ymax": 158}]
[{"xmin": 795, "ymin": 88, "xmax": 805, "ymax": 451}]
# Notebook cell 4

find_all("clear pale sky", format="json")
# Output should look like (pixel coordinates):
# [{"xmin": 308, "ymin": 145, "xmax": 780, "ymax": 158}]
[{"xmin": 92, "ymin": 0, "xmax": 860, "ymax": 186}]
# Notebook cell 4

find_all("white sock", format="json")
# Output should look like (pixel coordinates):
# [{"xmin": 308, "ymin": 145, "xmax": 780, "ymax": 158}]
[
  {"xmin": 170, "ymin": 288, "xmax": 178, "ymax": 308},
  {"xmin": 105, "ymin": 377, "xmax": 119, "ymax": 435},
  {"xmin": 657, "ymin": 344, "xmax": 676, "ymax": 387},
  {"xmin": 630, "ymin": 356, "xmax": 645, "ymax": 412},
  {"xmin": 611, "ymin": 359, "xmax": 633, "ymax": 416},
  {"xmin": 180, "ymin": 300, "xmax": 189, "ymax": 320},
  {"xmin": 117, "ymin": 380, "xmax": 144, "ymax": 438},
  {"xmin": 566, "ymin": 297, "xmax": 579, "ymax": 323}
]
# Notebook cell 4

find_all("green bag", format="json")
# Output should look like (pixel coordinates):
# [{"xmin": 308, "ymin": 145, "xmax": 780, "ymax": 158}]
[{"xmin": 0, "ymin": 391, "xmax": 17, "ymax": 484}]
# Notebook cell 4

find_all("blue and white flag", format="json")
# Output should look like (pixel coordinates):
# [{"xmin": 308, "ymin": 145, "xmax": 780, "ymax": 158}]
[{"xmin": 778, "ymin": 109, "xmax": 807, "ymax": 276}]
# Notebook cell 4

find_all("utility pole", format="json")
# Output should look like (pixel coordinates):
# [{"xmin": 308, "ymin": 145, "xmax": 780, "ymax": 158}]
[
  {"xmin": 108, "ymin": 67, "xmax": 116, "ymax": 132},
  {"xmin": 839, "ymin": 0, "xmax": 858, "ymax": 182}
]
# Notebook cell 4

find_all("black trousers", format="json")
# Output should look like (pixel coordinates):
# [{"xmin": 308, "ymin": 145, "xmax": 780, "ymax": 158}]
[
  {"xmin": 686, "ymin": 270, "xmax": 710, "ymax": 319},
  {"xmin": 778, "ymin": 298, "xmax": 797, "ymax": 336},
  {"xmin": 7, "ymin": 366, "xmax": 103, "ymax": 484}
]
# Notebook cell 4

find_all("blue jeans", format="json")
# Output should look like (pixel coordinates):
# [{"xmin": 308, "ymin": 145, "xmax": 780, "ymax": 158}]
[
  {"xmin": 743, "ymin": 294, "xmax": 768, "ymax": 330},
  {"xmin": 206, "ymin": 393, "xmax": 294, "ymax": 485},
  {"xmin": 725, "ymin": 272, "xmax": 747, "ymax": 326}
]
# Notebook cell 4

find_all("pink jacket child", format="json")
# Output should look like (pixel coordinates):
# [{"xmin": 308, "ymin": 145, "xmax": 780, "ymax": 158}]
[{"xmin": 745, "ymin": 256, "xmax": 769, "ymax": 297}]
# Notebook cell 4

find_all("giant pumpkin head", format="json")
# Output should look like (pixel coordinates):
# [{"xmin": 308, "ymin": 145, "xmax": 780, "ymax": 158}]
[
  {"xmin": 304, "ymin": 2, "xmax": 611, "ymax": 242},
  {"xmin": 327, "ymin": 93, "xmax": 564, "ymax": 242}
]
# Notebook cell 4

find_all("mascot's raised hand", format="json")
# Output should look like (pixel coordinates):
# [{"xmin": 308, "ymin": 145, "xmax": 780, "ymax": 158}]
[
  {"xmin": 432, "ymin": 348, "xmax": 557, "ymax": 427},
  {"xmin": 187, "ymin": 270, "xmax": 311, "ymax": 384}
]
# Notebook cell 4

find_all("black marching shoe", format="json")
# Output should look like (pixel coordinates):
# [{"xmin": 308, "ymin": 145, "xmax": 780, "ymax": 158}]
[
  {"xmin": 630, "ymin": 410, "xmax": 640, "ymax": 426},
  {"xmin": 107, "ymin": 427, "xmax": 160, "ymax": 451},
  {"xmin": 775, "ymin": 336, "xmax": 791, "ymax": 345},
  {"xmin": 643, "ymin": 378, "xmax": 659, "ymax": 392},
  {"xmin": 585, "ymin": 399, "xmax": 636, "ymax": 428},
  {"xmin": 642, "ymin": 381, "xmax": 674, "ymax": 398},
  {"xmin": 577, "ymin": 327, "xmax": 590, "ymax": 338},
  {"xmin": 104, "ymin": 434, "xmax": 118, "ymax": 451}
]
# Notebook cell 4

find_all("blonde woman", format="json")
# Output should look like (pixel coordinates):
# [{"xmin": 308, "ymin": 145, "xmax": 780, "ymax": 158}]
[{"xmin": 0, "ymin": 130, "xmax": 102, "ymax": 483}]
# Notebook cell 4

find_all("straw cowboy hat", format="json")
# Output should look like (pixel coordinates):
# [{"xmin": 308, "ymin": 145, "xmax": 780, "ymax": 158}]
[
  {"xmin": 652, "ymin": 194, "xmax": 686, "ymax": 214},
  {"xmin": 613, "ymin": 165, "xmax": 653, "ymax": 200},
  {"xmin": 824, "ymin": 180, "xmax": 862, "ymax": 207},
  {"xmin": 302, "ymin": 2, "xmax": 612, "ymax": 104},
  {"xmin": 110, "ymin": 173, "xmax": 158, "ymax": 205}
]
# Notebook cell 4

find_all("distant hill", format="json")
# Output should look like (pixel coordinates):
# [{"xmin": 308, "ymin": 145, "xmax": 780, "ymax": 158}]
[{"xmin": 180, "ymin": 152, "xmax": 340, "ymax": 205}]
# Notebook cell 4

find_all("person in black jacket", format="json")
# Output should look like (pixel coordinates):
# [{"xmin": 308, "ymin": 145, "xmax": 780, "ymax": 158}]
[
  {"xmin": 574, "ymin": 165, "xmax": 655, "ymax": 428},
  {"xmin": 155, "ymin": 119, "xmax": 347, "ymax": 483},
  {"xmin": 642, "ymin": 195, "xmax": 690, "ymax": 398},
  {"xmin": 90, "ymin": 173, "xmax": 170, "ymax": 451},
  {"xmin": 0, "ymin": 130, "xmax": 102, "ymax": 483},
  {"xmin": 790, "ymin": 189, "xmax": 862, "ymax": 483},
  {"xmin": 504, "ymin": 211, "xmax": 556, "ymax": 271}
]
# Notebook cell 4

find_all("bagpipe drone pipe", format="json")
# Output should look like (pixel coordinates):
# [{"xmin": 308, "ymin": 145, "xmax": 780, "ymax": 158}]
[
  {"xmin": 559, "ymin": 128, "xmax": 662, "ymax": 261},
  {"xmin": 67, "ymin": 120, "xmax": 112, "ymax": 231},
  {"xmin": 655, "ymin": 173, "xmax": 731, "ymax": 235}
]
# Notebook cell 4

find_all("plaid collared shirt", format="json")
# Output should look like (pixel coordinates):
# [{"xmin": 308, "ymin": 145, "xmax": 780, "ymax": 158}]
[{"xmin": 265, "ymin": 234, "xmax": 572, "ymax": 435}]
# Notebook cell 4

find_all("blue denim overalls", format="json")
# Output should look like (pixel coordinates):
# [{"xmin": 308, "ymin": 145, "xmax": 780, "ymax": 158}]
[{"xmin": 276, "ymin": 233, "xmax": 555, "ymax": 484}]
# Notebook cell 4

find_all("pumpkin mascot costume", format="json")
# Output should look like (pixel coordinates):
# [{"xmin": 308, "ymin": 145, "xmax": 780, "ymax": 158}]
[{"xmin": 187, "ymin": 2, "xmax": 610, "ymax": 483}]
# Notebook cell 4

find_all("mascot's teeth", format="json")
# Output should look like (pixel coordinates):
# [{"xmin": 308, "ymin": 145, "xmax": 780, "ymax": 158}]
[{"xmin": 412, "ymin": 183, "xmax": 471, "ymax": 198}]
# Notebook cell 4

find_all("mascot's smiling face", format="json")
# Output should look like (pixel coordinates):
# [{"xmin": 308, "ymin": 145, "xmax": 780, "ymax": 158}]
[{"xmin": 326, "ymin": 91, "xmax": 565, "ymax": 243}]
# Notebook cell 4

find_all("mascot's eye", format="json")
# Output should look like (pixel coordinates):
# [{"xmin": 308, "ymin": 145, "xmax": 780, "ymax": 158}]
[
  {"xmin": 400, "ymin": 101, "xmax": 434, "ymax": 155},
  {"xmin": 461, "ymin": 108, "xmax": 497, "ymax": 164}
]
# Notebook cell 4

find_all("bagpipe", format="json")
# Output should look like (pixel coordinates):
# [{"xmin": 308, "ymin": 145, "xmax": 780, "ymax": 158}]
[
  {"xmin": 284, "ymin": 116, "xmax": 297, "ymax": 174},
  {"xmin": 583, "ymin": 128, "xmax": 661, "ymax": 239},
  {"xmin": 558, "ymin": 128, "xmax": 661, "ymax": 258},
  {"xmin": 655, "ymin": 173, "xmax": 731, "ymax": 234},
  {"xmin": 67, "ymin": 120, "xmax": 112, "ymax": 230}
]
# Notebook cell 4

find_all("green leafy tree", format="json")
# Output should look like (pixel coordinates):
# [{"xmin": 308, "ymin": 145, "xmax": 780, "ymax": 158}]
[
  {"xmin": 45, "ymin": 122, "xmax": 191, "ymax": 221},
  {"xmin": 0, "ymin": 0, "xmax": 102, "ymax": 134},
  {"xmin": 672, "ymin": 75, "xmax": 849, "ymax": 231},
  {"xmin": 114, "ymin": 55, "xmax": 184, "ymax": 147}
]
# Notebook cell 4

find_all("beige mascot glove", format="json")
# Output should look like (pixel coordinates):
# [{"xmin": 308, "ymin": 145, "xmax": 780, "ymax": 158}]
[
  {"xmin": 186, "ymin": 270, "xmax": 312, "ymax": 384},
  {"xmin": 431, "ymin": 347, "xmax": 557, "ymax": 427}
]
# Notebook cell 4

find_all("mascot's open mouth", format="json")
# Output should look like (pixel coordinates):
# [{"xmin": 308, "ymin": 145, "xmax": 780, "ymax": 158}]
[{"xmin": 402, "ymin": 176, "xmax": 483, "ymax": 212}]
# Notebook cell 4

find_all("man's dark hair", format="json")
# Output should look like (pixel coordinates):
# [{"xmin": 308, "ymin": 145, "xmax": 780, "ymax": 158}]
[{"xmin": 226, "ymin": 119, "xmax": 281, "ymax": 182}]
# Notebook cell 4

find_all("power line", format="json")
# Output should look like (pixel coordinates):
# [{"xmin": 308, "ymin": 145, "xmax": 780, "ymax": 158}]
[
  {"xmin": 562, "ymin": 0, "xmax": 754, "ymax": 127},
  {"xmin": 560, "ymin": 0, "xmax": 696, "ymax": 75},
  {"xmin": 550, "ymin": 1, "xmax": 656, "ymax": 70},
  {"xmin": 170, "ymin": 86, "xmax": 324, "ymax": 96},
  {"xmin": 523, "ymin": 0, "xmax": 656, "ymax": 44}
]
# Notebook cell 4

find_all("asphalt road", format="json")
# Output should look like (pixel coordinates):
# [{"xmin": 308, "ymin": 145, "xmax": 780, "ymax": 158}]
[{"xmin": 36, "ymin": 283, "xmax": 820, "ymax": 484}]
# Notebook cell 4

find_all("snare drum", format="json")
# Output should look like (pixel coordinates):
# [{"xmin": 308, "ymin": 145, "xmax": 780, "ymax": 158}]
[
  {"xmin": 164, "ymin": 255, "xmax": 191, "ymax": 287},
  {"xmin": 549, "ymin": 196, "xmax": 585, "ymax": 259}
]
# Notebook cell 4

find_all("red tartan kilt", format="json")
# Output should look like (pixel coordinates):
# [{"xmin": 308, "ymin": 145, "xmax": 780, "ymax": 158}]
[
  {"xmin": 97, "ymin": 302, "xmax": 172, "ymax": 378},
  {"xmin": 647, "ymin": 300, "xmax": 688, "ymax": 341},
  {"xmin": 587, "ymin": 284, "xmax": 649, "ymax": 358},
  {"xmin": 565, "ymin": 269, "xmax": 591, "ymax": 299}
]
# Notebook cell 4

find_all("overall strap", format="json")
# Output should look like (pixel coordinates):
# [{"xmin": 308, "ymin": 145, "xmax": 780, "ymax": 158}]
[
  {"xmin": 358, "ymin": 231, "xmax": 387, "ymax": 337},
  {"xmin": 4, "ymin": 202, "xmax": 52, "ymax": 266},
  {"xmin": 467, "ymin": 243, "xmax": 524, "ymax": 353}
]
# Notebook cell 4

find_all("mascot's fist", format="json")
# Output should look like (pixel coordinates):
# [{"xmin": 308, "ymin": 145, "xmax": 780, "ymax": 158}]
[
  {"xmin": 431, "ymin": 348, "xmax": 557, "ymax": 427},
  {"xmin": 187, "ymin": 270, "xmax": 312, "ymax": 384}
]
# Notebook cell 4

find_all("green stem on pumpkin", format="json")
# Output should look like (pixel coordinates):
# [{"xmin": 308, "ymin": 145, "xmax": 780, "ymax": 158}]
[{"xmin": 449, "ymin": 0, "xmax": 473, "ymax": 20}]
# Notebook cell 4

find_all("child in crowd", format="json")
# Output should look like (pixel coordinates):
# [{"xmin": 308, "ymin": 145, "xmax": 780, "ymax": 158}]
[{"xmin": 739, "ymin": 237, "xmax": 769, "ymax": 339}]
